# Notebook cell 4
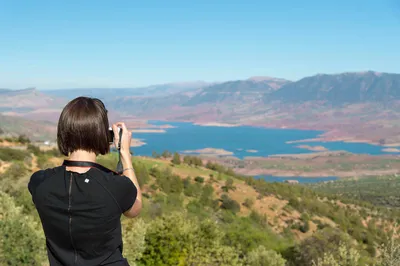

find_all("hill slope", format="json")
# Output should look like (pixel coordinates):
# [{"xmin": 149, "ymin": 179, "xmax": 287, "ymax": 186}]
[
  {"xmin": 269, "ymin": 71, "xmax": 400, "ymax": 105},
  {"xmin": 2, "ymin": 71, "xmax": 400, "ymax": 144},
  {"xmin": 0, "ymin": 114, "xmax": 57, "ymax": 141},
  {"xmin": 1, "ymin": 142, "xmax": 399, "ymax": 265}
]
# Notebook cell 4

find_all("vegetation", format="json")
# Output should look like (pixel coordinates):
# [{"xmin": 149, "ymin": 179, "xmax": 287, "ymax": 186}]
[
  {"xmin": 1, "ymin": 142, "xmax": 400, "ymax": 265},
  {"xmin": 310, "ymin": 175, "xmax": 400, "ymax": 208},
  {"xmin": 171, "ymin": 152, "xmax": 181, "ymax": 165}
]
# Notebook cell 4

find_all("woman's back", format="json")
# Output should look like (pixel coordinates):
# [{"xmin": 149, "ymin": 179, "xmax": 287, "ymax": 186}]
[{"xmin": 29, "ymin": 165, "xmax": 137, "ymax": 266}]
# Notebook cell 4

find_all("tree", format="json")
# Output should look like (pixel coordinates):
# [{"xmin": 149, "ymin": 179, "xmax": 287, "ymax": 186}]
[
  {"xmin": 194, "ymin": 176, "xmax": 204, "ymax": 183},
  {"xmin": 183, "ymin": 155, "xmax": 191, "ymax": 165},
  {"xmin": 312, "ymin": 242, "xmax": 361, "ymax": 266},
  {"xmin": 378, "ymin": 227, "xmax": 400, "ymax": 266},
  {"xmin": 290, "ymin": 228, "xmax": 355, "ymax": 266},
  {"xmin": 17, "ymin": 134, "xmax": 30, "ymax": 144},
  {"xmin": 193, "ymin": 157, "xmax": 203, "ymax": 167},
  {"xmin": 246, "ymin": 246, "xmax": 286, "ymax": 266},
  {"xmin": 0, "ymin": 192, "xmax": 46, "ymax": 265},
  {"xmin": 222, "ymin": 178, "xmax": 236, "ymax": 192},
  {"xmin": 161, "ymin": 150, "xmax": 172, "ymax": 158},
  {"xmin": 199, "ymin": 184, "xmax": 214, "ymax": 207},
  {"xmin": 134, "ymin": 163, "xmax": 149, "ymax": 186},
  {"xmin": 122, "ymin": 218, "xmax": 148, "ymax": 262},
  {"xmin": 139, "ymin": 212, "xmax": 241, "ymax": 265},
  {"xmin": 243, "ymin": 198, "xmax": 255, "ymax": 209},
  {"xmin": 171, "ymin": 152, "xmax": 181, "ymax": 165},
  {"xmin": 152, "ymin": 151, "xmax": 161, "ymax": 158},
  {"xmin": 220, "ymin": 194, "xmax": 240, "ymax": 213}
]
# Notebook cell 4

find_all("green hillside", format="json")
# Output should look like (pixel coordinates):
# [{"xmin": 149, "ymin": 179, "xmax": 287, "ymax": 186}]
[
  {"xmin": 310, "ymin": 175, "xmax": 400, "ymax": 209},
  {"xmin": 1, "ymin": 142, "xmax": 400, "ymax": 265}
]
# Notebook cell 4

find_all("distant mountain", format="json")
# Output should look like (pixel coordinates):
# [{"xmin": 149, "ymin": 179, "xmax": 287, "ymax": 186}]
[
  {"xmin": 3, "ymin": 71, "xmax": 400, "ymax": 144},
  {"xmin": 183, "ymin": 78, "xmax": 291, "ymax": 106},
  {"xmin": 0, "ymin": 113, "xmax": 57, "ymax": 141},
  {"xmin": 0, "ymin": 88, "xmax": 66, "ymax": 115},
  {"xmin": 247, "ymin": 76, "xmax": 290, "ymax": 89},
  {"xmin": 42, "ymin": 81, "xmax": 210, "ymax": 100},
  {"xmin": 269, "ymin": 71, "xmax": 400, "ymax": 105}
]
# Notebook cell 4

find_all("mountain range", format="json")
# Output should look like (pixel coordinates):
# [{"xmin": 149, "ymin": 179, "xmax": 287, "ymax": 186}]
[{"xmin": 1, "ymin": 71, "xmax": 400, "ymax": 144}]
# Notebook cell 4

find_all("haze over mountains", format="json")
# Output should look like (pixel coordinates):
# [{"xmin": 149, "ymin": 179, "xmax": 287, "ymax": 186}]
[{"xmin": 1, "ymin": 71, "xmax": 400, "ymax": 143}]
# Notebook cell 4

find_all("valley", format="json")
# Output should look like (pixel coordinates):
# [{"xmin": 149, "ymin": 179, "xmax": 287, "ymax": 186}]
[
  {"xmin": 2, "ymin": 71, "xmax": 400, "ymax": 184},
  {"xmin": 2, "ymin": 71, "xmax": 400, "ymax": 146}
]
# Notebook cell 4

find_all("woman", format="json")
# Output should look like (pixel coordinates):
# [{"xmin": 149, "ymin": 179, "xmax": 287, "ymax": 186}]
[{"xmin": 28, "ymin": 97, "xmax": 142, "ymax": 266}]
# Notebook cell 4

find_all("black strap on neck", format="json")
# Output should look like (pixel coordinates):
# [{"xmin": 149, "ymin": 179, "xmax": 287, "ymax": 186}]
[{"xmin": 62, "ymin": 160, "xmax": 118, "ymax": 175}]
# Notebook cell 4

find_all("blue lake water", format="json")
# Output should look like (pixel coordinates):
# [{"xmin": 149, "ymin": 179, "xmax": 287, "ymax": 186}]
[
  {"xmin": 131, "ymin": 121, "xmax": 398, "ymax": 183},
  {"xmin": 132, "ymin": 120, "xmax": 396, "ymax": 159}
]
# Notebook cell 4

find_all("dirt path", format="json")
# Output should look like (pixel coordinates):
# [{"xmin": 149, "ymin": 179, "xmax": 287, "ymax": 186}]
[
  {"xmin": 0, "ymin": 161, "xmax": 11, "ymax": 174},
  {"xmin": 31, "ymin": 155, "xmax": 40, "ymax": 172}
]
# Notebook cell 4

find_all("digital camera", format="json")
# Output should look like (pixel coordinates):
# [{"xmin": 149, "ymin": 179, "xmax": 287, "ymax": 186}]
[{"xmin": 108, "ymin": 127, "xmax": 122, "ymax": 143}]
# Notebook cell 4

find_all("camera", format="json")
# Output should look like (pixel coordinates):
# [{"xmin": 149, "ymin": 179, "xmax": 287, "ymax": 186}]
[{"xmin": 108, "ymin": 127, "xmax": 122, "ymax": 143}]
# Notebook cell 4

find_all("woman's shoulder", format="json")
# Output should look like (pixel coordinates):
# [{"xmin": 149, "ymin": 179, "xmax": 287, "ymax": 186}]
[{"xmin": 28, "ymin": 166, "xmax": 63, "ymax": 195}]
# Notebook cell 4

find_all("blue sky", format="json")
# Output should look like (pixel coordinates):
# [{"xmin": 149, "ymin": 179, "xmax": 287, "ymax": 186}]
[{"xmin": 1, "ymin": 0, "xmax": 400, "ymax": 89}]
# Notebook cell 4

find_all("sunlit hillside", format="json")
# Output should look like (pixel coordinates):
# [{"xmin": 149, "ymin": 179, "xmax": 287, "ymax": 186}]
[{"xmin": 1, "ymin": 137, "xmax": 400, "ymax": 265}]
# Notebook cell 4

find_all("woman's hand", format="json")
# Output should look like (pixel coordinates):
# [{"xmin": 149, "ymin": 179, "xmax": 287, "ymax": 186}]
[{"xmin": 112, "ymin": 122, "xmax": 132, "ymax": 165}]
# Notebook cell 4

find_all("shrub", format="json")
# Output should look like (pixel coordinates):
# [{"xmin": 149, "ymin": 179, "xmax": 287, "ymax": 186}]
[
  {"xmin": 249, "ymin": 210, "xmax": 268, "ymax": 228},
  {"xmin": 17, "ymin": 134, "xmax": 30, "ymax": 144},
  {"xmin": 139, "ymin": 212, "xmax": 241, "ymax": 265},
  {"xmin": 0, "ymin": 147, "xmax": 30, "ymax": 162},
  {"xmin": 27, "ymin": 144, "xmax": 42, "ymax": 156},
  {"xmin": 171, "ymin": 152, "xmax": 181, "ymax": 165},
  {"xmin": 161, "ymin": 150, "xmax": 172, "ymax": 158},
  {"xmin": 243, "ymin": 198, "xmax": 255, "ymax": 208},
  {"xmin": 220, "ymin": 194, "xmax": 240, "ymax": 213},
  {"xmin": 378, "ymin": 227, "xmax": 400, "ymax": 266},
  {"xmin": 1, "ymin": 162, "xmax": 29, "ymax": 194},
  {"xmin": 299, "ymin": 221, "xmax": 310, "ymax": 233},
  {"xmin": 122, "ymin": 218, "xmax": 148, "ymax": 263},
  {"xmin": 194, "ymin": 176, "xmax": 204, "ymax": 183},
  {"xmin": 199, "ymin": 184, "xmax": 214, "ymax": 207},
  {"xmin": 290, "ymin": 228, "xmax": 355, "ymax": 266},
  {"xmin": 246, "ymin": 245, "xmax": 286, "ymax": 266},
  {"xmin": 133, "ymin": 162, "xmax": 149, "ymax": 186},
  {"xmin": 222, "ymin": 177, "xmax": 236, "ymax": 192},
  {"xmin": 312, "ymin": 241, "xmax": 361, "ymax": 266},
  {"xmin": 0, "ymin": 192, "xmax": 46, "ymax": 265}
]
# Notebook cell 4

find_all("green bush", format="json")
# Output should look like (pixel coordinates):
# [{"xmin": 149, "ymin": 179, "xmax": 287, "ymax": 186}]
[
  {"xmin": 121, "ymin": 218, "xmax": 148, "ymax": 263},
  {"xmin": 161, "ymin": 150, "xmax": 172, "ymax": 158},
  {"xmin": 27, "ymin": 144, "xmax": 42, "ymax": 156},
  {"xmin": 220, "ymin": 194, "xmax": 241, "ymax": 213},
  {"xmin": 246, "ymin": 245, "xmax": 286, "ymax": 266},
  {"xmin": 139, "ymin": 212, "xmax": 241, "ymax": 265},
  {"xmin": 243, "ymin": 198, "xmax": 255, "ymax": 208},
  {"xmin": 17, "ymin": 135, "xmax": 30, "ymax": 144},
  {"xmin": 171, "ymin": 152, "xmax": 181, "ymax": 165},
  {"xmin": 0, "ymin": 192, "xmax": 46, "ymax": 265},
  {"xmin": 194, "ymin": 176, "xmax": 204, "ymax": 183},
  {"xmin": 0, "ymin": 147, "xmax": 30, "ymax": 162},
  {"xmin": 0, "ymin": 162, "xmax": 29, "ymax": 194}
]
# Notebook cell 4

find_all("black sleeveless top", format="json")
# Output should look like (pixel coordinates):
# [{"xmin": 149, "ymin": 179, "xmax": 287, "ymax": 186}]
[{"xmin": 28, "ymin": 165, "xmax": 137, "ymax": 266}]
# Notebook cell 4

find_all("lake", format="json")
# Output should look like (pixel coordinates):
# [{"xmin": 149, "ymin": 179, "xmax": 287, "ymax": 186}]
[
  {"xmin": 132, "ymin": 120, "xmax": 396, "ymax": 159},
  {"xmin": 131, "ymin": 121, "xmax": 396, "ymax": 183}
]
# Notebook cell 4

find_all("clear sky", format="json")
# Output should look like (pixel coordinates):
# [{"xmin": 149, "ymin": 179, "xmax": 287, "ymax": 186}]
[{"xmin": 1, "ymin": 0, "xmax": 400, "ymax": 89}]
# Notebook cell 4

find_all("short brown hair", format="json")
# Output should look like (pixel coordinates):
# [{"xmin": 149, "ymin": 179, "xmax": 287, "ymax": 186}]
[{"xmin": 57, "ymin": 97, "xmax": 110, "ymax": 156}]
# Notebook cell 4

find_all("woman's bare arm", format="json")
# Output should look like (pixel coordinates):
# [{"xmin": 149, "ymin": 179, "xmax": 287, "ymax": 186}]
[{"xmin": 113, "ymin": 122, "xmax": 142, "ymax": 218}]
